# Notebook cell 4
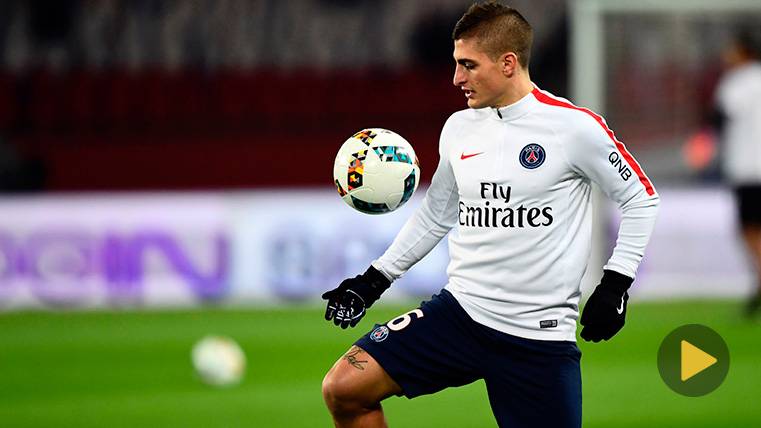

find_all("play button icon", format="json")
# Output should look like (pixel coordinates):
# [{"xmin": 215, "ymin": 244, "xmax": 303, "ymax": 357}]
[
  {"xmin": 658, "ymin": 324, "xmax": 729, "ymax": 396},
  {"xmin": 681, "ymin": 340, "xmax": 717, "ymax": 381}
]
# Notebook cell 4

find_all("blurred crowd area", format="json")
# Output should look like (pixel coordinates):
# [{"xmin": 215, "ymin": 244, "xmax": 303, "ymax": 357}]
[
  {"xmin": 0, "ymin": 0, "xmax": 566, "ymax": 191},
  {"xmin": 0, "ymin": 1, "xmax": 758, "ymax": 191},
  {"xmin": 0, "ymin": 0, "xmax": 566, "ymax": 72}
]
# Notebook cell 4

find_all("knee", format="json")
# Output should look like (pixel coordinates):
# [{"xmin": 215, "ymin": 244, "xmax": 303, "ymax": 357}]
[{"xmin": 322, "ymin": 367, "xmax": 366, "ymax": 416}]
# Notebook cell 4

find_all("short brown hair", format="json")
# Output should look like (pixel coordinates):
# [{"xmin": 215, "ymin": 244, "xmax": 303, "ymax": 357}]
[{"xmin": 452, "ymin": 1, "xmax": 533, "ymax": 69}]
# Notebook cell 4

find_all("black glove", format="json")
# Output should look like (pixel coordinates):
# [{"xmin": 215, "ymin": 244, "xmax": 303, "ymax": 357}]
[
  {"xmin": 580, "ymin": 270, "xmax": 633, "ymax": 342},
  {"xmin": 322, "ymin": 266, "xmax": 391, "ymax": 329}
]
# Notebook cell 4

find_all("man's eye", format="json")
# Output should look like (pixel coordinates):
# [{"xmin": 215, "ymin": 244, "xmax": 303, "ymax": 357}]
[{"xmin": 464, "ymin": 64, "xmax": 475, "ymax": 70}]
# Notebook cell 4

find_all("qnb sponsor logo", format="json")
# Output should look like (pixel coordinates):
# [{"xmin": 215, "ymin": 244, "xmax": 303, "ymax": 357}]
[
  {"xmin": 0, "ymin": 230, "xmax": 229, "ymax": 306},
  {"xmin": 608, "ymin": 151, "xmax": 632, "ymax": 181},
  {"xmin": 458, "ymin": 182, "xmax": 554, "ymax": 228}
]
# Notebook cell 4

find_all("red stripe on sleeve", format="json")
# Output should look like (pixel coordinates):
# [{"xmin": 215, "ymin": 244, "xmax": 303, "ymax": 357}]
[{"xmin": 531, "ymin": 88, "xmax": 655, "ymax": 196}]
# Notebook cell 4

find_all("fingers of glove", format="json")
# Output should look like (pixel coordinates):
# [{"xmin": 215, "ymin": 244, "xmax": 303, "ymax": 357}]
[
  {"xmin": 583, "ymin": 323, "xmax": 622, "ymax": 342},
  {"xmin": 340, "ymin": 316, "xmax": 351, "ymax": 329},
  {"xmin": 580, "ymin": 326, "xmax": 603, "ymax": 342},
  {"xmin": 325, "ymin": 302, "xmax": 336, "ymax": 321},
  {"xmin": 334, "ymin": 304, "xmax": 363, "ymax": 329},
  {"xmin": 332, "ymin": 294, "xmax": 348, "ymax": 323},
  {"xmin": 581, "ymin": 296, "xmax": 624, "ymax": 326},
  {"xmin": 595, "ymin": 330, "xmax": 615, "ymax": 342},
  {"xmin": 334, "ymin": 305, "xmax": 355, "ymax": 329},
  {"xmin": 349, "ymin": 315, "xmax": 363, "ymax": 328},
  {"xmin": 604, "ymin": 322, "xmax": 625, "ymax": 339},
  {"xmin": 333, "ymin": 307, "xmax": 345, "ymax": 326},
  {"xmin": 580, "ymin": 326, "xmax": 593, "ymax": 341},
  {"xmin": 582, "ymin": 322, "xmax": 610, "ymax": 341},
  {"xmin": 348, "ymin": 305, "xmax": 366, "ymax": 327},
  {"xmin": 324, "ymin": 301, "xmax": 337, "ymax": 321},
  {"xmin": 325, "ymin": 292, "xmax": 366, "ymax": 329}
]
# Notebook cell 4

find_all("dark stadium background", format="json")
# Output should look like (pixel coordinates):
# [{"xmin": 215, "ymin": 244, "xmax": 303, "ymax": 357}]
[
  {"xmin": 0, "ymin": 0, "xmax": 569, "ymax": 191},
  {"xmin": 0, "ymin": 1, "xmax": 759, "ymax": 427}
]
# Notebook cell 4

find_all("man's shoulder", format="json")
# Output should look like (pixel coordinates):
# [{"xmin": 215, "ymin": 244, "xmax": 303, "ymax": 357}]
[
  {"xmin": 445, "ymin": 107, "xmax": 484, "ymax": 125},
  {"xmin": 533, "ymin": 89, "xmax": 599, "ymax": 122},
  {"xmin": 440, "ymin": 108, "xmax": 483, "ymax": 141},
  {"xmin": 531, "ymin": 88, "xmax": 610, "ymax": 139}
]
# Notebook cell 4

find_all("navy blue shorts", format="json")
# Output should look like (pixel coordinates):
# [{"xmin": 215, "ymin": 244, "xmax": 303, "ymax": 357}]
[{"xmin": 355, "ymin": 289, "xmax": 582, "ymax": 428}]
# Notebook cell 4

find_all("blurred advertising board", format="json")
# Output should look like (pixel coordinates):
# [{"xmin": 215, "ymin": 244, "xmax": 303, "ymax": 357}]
[
  {"xmin": 622, "ymin": 186, "xmax": 755, "ymax": 300},
  {"xmin": 0, "ymin": 187, "xmax": 753, "ymax": 310},
  {"xmin": 0, "ymin": 193, "xmax": 231, "ymax": 309},
  {"xmin": 0, "ymin": 190, "xmax": 447, "ymax": 310}
]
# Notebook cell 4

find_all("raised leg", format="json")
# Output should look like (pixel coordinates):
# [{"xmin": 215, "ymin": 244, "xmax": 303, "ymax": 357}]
[{"xmin": 322, "ymin": 346, "xmax": 402, "ymax": 428}]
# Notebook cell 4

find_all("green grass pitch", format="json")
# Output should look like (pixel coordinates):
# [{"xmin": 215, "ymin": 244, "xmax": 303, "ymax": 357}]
[{"xmin": 0, "ymin": 300, "xmax": 759, "ymax": 427}]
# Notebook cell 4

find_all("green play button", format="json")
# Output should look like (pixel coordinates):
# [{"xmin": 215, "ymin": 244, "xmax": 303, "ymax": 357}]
[{"xmin": 657, "ymin": 324, "xmax": 729, "ymax": 397}]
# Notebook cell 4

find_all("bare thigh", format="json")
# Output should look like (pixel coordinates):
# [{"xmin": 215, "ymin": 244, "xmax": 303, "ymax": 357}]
[{"xmin": 324, "ymin": 345, "xmax": 403, "ymax": 405}]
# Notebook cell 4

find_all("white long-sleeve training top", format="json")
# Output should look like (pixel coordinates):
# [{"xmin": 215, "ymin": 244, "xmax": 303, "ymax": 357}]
[{"xmin": 372, "ymin": 86, "xmax": 659, "ymax": 341}]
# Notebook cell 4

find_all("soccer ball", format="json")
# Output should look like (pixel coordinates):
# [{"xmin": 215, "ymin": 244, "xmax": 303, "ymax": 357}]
[
  {"xmin": 333, "ymin": 128, "xmax": 420, "ymax": 214},
  {"xmin": 191, "ymin": 335, "xmax": 246, "ymax": 387}
]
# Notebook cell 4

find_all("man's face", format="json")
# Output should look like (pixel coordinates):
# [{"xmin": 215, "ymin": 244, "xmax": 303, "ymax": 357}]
[{"xmin": 452, "ymin": 37, "xmax": 510, "ymax": 109}]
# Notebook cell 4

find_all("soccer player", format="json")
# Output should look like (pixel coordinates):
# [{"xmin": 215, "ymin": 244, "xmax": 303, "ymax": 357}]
[
  {"xmin": 321, "ymin": 2, "xmax": 659, "ymax": 427},
  {"xmin": 713, "ymin": 29, "xmax": 761, "ymax": 316}
]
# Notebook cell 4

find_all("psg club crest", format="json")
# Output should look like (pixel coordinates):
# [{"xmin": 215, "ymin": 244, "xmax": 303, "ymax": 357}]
[
  {"xmin": 370, "ymin": 325, "xmax": 389, "ymax": 343},
  {"xmin": 519, "ymin": 143, "xmax": 546, "ymax": 169}
]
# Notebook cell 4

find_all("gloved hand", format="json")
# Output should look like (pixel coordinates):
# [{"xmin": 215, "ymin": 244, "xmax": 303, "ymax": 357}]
[
  {"xmin": 322, "ymin": 266, "xmax": 391, "ymax": 329},
  {"xmin": 580, "ymin": 270, "xmax": 633, "ymax": 342}
]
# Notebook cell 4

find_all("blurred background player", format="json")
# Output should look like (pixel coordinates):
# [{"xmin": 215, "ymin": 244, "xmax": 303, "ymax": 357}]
[
  {"xmin": 713, "ymin": 29, "xmax": 761, "ymax": 316},
  {"xmin": 321, "ymin": 2, "xmax": 659, "ymax": 427}
]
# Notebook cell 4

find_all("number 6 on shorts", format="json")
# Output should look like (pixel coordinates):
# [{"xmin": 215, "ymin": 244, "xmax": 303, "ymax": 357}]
[{"xmin": 387, "ymin": 308, "xmax": 424, "ymax": 331}]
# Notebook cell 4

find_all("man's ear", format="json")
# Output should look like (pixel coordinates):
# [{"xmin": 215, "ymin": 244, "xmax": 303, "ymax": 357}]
[{"xmin": 501, "ymin": 52, "xmax": 519, "ymax": 77}]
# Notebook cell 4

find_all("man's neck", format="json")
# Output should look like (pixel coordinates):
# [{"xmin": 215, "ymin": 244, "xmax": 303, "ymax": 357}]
[{"xmin": 494, "ymin": 75, "xmax": 534, "ymax": 108}]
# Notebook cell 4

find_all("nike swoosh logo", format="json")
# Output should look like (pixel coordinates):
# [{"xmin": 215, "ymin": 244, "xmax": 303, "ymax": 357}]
[
  {"xmin": 460, "ymin": 152, "xmax": 484, "ymax": 160},
  {"xmin": 616, "ymin": 296, "xmax": 625, "ymax": 314}
]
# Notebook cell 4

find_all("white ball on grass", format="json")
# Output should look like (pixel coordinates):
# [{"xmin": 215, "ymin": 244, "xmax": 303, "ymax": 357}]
[{"xmin": 191, "ymin": 335, "xmax": 246, "ymax": 386}]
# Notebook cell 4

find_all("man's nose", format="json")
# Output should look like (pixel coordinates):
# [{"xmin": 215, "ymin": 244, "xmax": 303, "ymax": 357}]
[{"xmin": 453, "ymin": 65, "xmax": 465, "ymax": 87}]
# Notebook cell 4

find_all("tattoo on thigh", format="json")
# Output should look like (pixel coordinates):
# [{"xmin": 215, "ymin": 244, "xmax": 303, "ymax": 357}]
[{"xmin": 343, "ymin": 346, "xmax": 368, "ymax": 371}]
